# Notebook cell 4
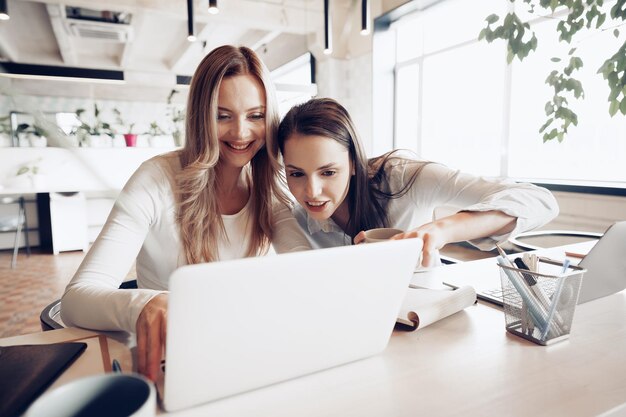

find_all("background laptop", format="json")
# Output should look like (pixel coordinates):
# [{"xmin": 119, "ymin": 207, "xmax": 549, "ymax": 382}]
[
  {"xmin": 418, "ymin": 221, "xmax": 626, "ymax": 307},
  {"xmin": 162, "ymin": 238, "xmax": 423, "ymax": 412}
]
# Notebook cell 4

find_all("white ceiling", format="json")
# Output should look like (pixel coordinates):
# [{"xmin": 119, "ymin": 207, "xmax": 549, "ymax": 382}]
[{"xmin": 0, "ymin": 0, "xmax": 341, "ymax": 101}]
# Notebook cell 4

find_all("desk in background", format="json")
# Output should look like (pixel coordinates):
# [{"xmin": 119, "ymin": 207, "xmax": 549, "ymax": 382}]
[{"xmin": 0, "ymin": 147, "xmax": 169, "ymax": 251}]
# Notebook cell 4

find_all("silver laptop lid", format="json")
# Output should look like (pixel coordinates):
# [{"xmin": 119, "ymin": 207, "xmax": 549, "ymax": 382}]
[
  {"xmin": 163, "ymin": 238, "xmax": 423, "ymax": 412},
  {"xmin": 578, "ymin": 221, "xmax": 626, "ymax": 304}
]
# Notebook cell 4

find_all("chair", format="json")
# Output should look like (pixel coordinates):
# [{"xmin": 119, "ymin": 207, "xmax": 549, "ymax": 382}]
[
  {"xmin": 508, "ymin": 229, "xmax": 602, "ymax": 252},
  {"xmin": 40, "ymin": 280, "xmax": 139, "ymax": 331},
  {"xmin": 0, "ymin": 196, "xmax": 31, "ymax": 268}
]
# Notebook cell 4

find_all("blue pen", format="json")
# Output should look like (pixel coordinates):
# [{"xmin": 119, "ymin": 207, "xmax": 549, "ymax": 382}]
[
  {"xmin": 112, "ymin": 359, "xmax": 122, "ymax": 373},
  {"xmin": 541, "ymin": 258, "xmax": 571, "ymax": 341}
]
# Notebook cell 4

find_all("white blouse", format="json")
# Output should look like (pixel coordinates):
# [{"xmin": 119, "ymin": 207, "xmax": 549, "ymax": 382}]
[
  {"xmin": 295, "ymin": 160, "xmax": 559, "ymax": 250},
  {"xmin": 61, "ymin": 152, "xmax": 311, "ymax": 333}
]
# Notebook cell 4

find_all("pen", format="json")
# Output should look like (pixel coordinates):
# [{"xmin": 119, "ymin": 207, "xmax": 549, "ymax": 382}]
[
  {"xmin": 517, "ymin": 255, "xmax": 566, "ymax": 333},
  {"xmin": 112, "ymin": 359, "xmax": 122, "ymax": 373},
  {"xmin": 513, "ymin": 257, "xmax": 537, "ymax": 286},
  {"xmin": 494, "ymin": 243, "xmax": 510, "ymax": 263}
]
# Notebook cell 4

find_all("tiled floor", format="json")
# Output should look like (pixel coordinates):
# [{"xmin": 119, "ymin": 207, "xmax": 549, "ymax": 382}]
[{"xmin": 0, "ymin": 248, "xmax": 87, "ymax": 338}]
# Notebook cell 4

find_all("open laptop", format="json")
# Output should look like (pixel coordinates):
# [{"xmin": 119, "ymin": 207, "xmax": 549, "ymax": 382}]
[
  {"xmin": 430, "ymin": 221, "xmax": 626, "ymax": 307},
  {"xmin": 161, "ymin": 238, "xmax": 423, "ymax": 412}
]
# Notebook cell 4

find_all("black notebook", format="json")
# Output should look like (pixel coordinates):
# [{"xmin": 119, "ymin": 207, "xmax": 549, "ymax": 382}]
[{"xmin": 0, "ymin": 342, "xmax": 87, "ymax": 417}]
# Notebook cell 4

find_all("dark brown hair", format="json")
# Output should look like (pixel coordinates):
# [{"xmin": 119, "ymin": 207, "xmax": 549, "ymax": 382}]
[{"xmin": 277, "ymin": 98, "xmax": 426, "ymax": 238}]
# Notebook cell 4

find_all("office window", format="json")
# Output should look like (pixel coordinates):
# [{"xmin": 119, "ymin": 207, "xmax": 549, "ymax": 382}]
[
  {"xmin": 390, "ymin": 0, "xmax": 626, "ymax": 185},
  {"xmin": 271, "ymin": 53, "xmax": 317, "ymax": 117}
]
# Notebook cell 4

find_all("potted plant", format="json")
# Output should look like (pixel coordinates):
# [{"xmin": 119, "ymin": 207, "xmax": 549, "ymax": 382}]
[
  {"xmin": 73, "ymin": 104, "xmax": 115, "ymax": 147},
  {"xmin": 147, "ymin": 121, "xmax": 171, "ymax": 147},
  {"xmin": 5, "ymin": 158, "xmax": 45, "ymax": 188},
  {"xmin": 167, "ymin": 89, "xmax": 186, "ymax": 147},
  {"xmin": 113, "ymin": 108, "xmax": 137, "ymax": 147},
  {"xmin": 0, "ymin": 115, "xmax": 12, "ymax": 147},
  {"xmin": 16, "ymin": 122, "xmax": 48, "ymax": 147}
]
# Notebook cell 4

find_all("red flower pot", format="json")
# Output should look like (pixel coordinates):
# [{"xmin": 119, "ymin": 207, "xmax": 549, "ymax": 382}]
[{"xmin": 123, "ymin": 134, "xmax": 137, "ymax": 147}]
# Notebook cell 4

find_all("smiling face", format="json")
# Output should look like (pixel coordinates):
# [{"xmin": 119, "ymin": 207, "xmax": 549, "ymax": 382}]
[
  {"xmin": 283, "ymin": 133, "xmax": 353, "ymax": 225},
  {"xmin": 216, "ymin": 74, "xmax": 267, "ymax": 169}
]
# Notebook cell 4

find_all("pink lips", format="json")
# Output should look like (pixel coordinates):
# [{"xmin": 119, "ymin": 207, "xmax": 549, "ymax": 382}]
[{"xmin": 305, "ymin": 201, "xmax": 328, "ymax": 212}]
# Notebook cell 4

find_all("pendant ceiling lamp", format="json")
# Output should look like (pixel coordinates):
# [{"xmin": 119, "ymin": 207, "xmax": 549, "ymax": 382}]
[
  {"xmin": 323, "ymin": 0, "xmax": 332, "ymax": 55},
  {"xmin": 361, "ymin": 0, "xmax": 370, "ymax": 35},
  {"xmin": 208, "ymin": 0, "xmax": 219, "ymax": 15},
  {"xmin": 0, "ymin": 0, "xmax": 10, "ymax": 20},
  {"xmin": 187, "ymin": 0, "xmax": 196, "ymax": 41}
]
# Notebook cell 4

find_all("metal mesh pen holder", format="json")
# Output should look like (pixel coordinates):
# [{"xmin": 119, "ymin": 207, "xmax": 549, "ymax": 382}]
[{"xmin": 498, "ymin": 258, "xmax": 586, "ymax": 346}]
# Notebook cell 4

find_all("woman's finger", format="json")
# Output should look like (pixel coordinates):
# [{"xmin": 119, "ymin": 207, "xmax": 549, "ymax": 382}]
[
  {"xmin": 136, "ymin": 319, "xmax": 147, "ymax": 376},
  {"xmin": 146, "ymin": 313, "xmax": 163, "ymax": 381},
  {"xmin": 353, "ymin": 231, "xmax": 366, "ymax": 244}
]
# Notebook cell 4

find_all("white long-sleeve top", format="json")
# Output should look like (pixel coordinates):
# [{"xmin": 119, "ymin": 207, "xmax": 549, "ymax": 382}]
[
  {"xmin": 61, "ymin": 152, "xmax": 311, "ymax": 333},
  {"xmin": 295, "ymin": 160, "xmax": 559, "ymax": 249}
]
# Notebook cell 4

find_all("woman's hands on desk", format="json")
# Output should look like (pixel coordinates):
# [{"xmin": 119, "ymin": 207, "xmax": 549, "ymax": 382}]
[
  {"xmin": 353, "ymin": 224, "xmax": 446, "ymax": 267},
  {"xmin": 136, "ymin": 293, "xmax": 168, "ymax": 382},
  {"xmin": 353, "ymin": 210, "xmax": 517, "ymax": 268}
]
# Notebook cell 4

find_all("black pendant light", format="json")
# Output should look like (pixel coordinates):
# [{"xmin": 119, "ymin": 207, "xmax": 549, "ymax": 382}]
[
  {"xmin": 360, "ymin": 0, "xmax": 370, "ymax": 35},
  {"xmin": 208, "ymin": 0, "xmax": 219, "ymax": 15},
  {"xmin": 187, "ymin": 0, "xmax": 196, "ymax": 42},
  {"xmin": 0, "ymin": 0, "xmax": 10, "ymax": 21},
  {"xmin": 323, "ymin": 0, "xmax": 332, "ymax": 55}
]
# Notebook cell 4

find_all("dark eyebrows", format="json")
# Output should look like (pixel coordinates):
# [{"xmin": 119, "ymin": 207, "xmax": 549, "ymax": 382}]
[{"xmin": 285, "ymin": 163, "xmax": 339, "ymax": 171}]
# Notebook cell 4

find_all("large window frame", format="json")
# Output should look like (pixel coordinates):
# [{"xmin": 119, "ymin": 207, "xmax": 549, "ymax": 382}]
[{"xmin": 373, "ymin": 0, "xmax": 626, "ymax": 193}]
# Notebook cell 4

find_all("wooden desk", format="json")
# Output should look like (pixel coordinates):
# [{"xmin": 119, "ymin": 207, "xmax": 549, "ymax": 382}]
[{"xmin": 2, "ymin": 261, "xmax": 625, "ymax": 416}]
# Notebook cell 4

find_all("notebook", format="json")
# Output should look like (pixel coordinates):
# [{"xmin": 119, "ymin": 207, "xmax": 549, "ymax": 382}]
[
  {"xmin": 161, "ymin": 238, "xmax": 423, "ymax": 412},
  {"xmin": 441, "ymin": 221, "xmax": 626, "ymax": 307},
  {"xmin": 0, "ymin": 342, "xmax": 87, "ymax": 417}
]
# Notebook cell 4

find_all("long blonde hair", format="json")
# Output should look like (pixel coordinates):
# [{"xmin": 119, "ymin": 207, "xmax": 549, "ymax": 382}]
[{"xmin": 177, "ymin": 45, "xmax": 286, "ymax": 264}]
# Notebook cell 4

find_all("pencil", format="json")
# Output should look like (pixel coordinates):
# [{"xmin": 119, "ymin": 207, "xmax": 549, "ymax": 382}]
[{"xmin": 565, "ymin": 251, "xmax": 585, "ymax": 259}]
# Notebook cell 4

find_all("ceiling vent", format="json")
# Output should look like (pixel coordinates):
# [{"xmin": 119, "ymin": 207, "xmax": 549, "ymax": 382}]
[
  {"xmin": 64, "ymin": 19, "xmax": 134, "ymax": 42},
  {"xmin": 62, "ymin": 7, "xmax": 133, "ymax": 43}
]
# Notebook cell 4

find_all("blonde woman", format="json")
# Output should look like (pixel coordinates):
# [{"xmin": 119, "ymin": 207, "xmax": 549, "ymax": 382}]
[{"xmin": 61, "ymin": 46, "xmax": 311, "ymax": 381}]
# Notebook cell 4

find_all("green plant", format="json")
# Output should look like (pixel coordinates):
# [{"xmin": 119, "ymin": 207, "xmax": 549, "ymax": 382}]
[
  {"xmin": 113, "ymin": 108, "xmax": 136, "ymax": 134},
  {"xmin": 148, "ymin": 121, "xmax": 166, "ymax": 136},
  {"xmin": 16, "ymin": 123, "xmax": 46, "ymax": 137},
  {"xmin": 167, "ymin": 89, "xmax": 186, "ymax": 146},
  {"xmin": 16, "ymin": 158, "xmax": 42, "ymax": 176},
  {"xmin": 479, "ymin": 0, "xmax": 626, "ymax": 142},
  {"xmin": 0, "ymin": 115, "xmax": 10, "ymax": 135},
  {"xmin": 73, "ymin": 103, "xmax": 115, "ymax": 138}
]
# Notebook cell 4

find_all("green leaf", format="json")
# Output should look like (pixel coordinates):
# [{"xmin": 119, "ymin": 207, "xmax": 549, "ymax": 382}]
[
  {"xmin": 609, "ymin": 86, "xmax": 621, "ymax": 101},
  {"xmin": 486, "ymin": 14, "xmax": 499, "ymax": 24},
  {"xmin": 621, "ymin": 99, "xmax": 626, "ymax": 116},
  {"xmin": 609, "ymin": 100, "xmax": 619, "ymax": 116},
  {"xmin": 551, "ymin": 57, "xmax": 562, "ymax": 62},
  {"xmin": 568, "ymin": 47, "xmax": 577, "ymax": 55},
  {"xmin": 614, "ymin": 29, "xmax": 620, "ymax": 38},
  {"xmin": 550, "ymin": 0, "xmax": 559, "ymax": 11},
  {"xmin": 16, "ymin": 167, "xmax": 29, "ymax": 176},
  {"xmin": 596, "ymin": 13, "xmax": 606, "ymax": 28},
  {"xmin": 539, "ymin": 117, "xmax": 554, "ymax": 132},
  {"xmin": 545, "ymin": 101, "xmax": 554, "ymax": 115}
]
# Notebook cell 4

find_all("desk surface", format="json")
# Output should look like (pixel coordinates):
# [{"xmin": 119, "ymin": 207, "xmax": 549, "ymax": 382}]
[{"xmin": 2, "ymin": 247, "xmax": 625, "ymax": 417}]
